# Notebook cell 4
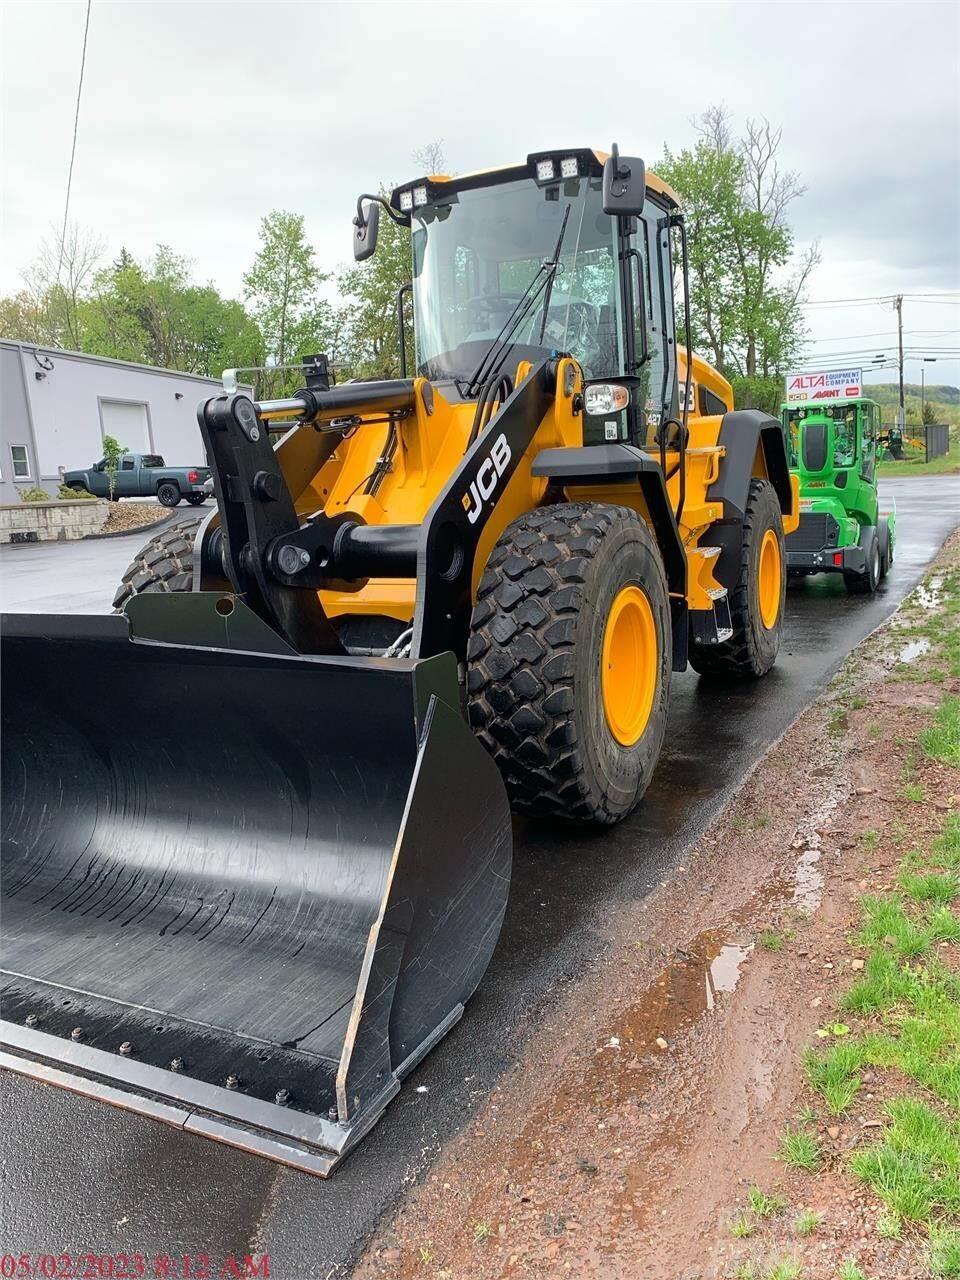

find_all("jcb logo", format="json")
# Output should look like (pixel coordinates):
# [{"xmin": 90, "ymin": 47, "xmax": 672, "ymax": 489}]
[{"xmin": 462, "ymin": 434, "xmax": 512, "ymax": 525}]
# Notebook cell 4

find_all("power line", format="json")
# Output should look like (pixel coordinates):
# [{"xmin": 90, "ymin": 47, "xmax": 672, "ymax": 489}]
[
  {"xmin": 55, "ymin": 0, "xmax": 92, "ymax": 285},
  {"xmin": 805, "ymin": 328, "xmax": 960, "ymax": 343}
]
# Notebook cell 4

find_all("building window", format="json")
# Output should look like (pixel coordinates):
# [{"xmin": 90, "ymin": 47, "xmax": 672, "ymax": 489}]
[{"xmin": 10, "ymin": 445, "xmax": 30, "ymax": 479}]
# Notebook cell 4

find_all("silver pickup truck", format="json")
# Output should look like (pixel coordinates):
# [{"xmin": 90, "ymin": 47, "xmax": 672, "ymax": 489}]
[{"xmin": 63, "ymin": 453, "xmax": 211, "ymax": 507}]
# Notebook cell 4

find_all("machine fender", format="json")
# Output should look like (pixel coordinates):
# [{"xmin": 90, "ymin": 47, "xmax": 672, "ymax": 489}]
[
  {"xmin": 708, "ymin": 409, "xmax": 793, "ymax": 520},
  {"xmin": 410, "ymin": 360, "xmax": 556, "ymax": 659},
  {"xmin": 531, "ymin": 444, "xmax": 685, "ymax": 595}
]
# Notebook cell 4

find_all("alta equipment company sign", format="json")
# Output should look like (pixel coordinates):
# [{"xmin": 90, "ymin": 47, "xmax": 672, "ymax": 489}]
[{"xmin": 784, "ymin": 368, "xmax": 863, "ymax": 402}]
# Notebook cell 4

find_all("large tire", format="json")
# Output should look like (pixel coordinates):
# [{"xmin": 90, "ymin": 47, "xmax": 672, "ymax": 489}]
[
  {"xmin": 185, "ymin": 493, "xmax": 206, "ymax": 506},
  {"xmin": 112, "ymin": 514, "xmax": 204, "ymax": 611},
  {"xmin": 157, "ymin": 482, "xmax": 181, "ymax": 508},
  {"xmin": 466, "ymin": 503, "xmax": 672, "ymax": 825},
  {"xmin": 845, "ymin": 528, "xmax": 880, "ymax": 595},
  {"xmin": 878, "ymin": 521, "xmax": 891, "ymax": 580},
  {"xmin": 688, "ymin": 478, "xmax": 784, "ymax": 680}
]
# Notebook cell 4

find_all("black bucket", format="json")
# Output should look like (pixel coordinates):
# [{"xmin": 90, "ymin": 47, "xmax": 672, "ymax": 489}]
[{"xmin": 0, "ymin": 605, "xmax": 511, "ymax": 1175}]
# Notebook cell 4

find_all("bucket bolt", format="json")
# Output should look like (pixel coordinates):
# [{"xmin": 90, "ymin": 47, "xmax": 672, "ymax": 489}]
[
  {"xmin": 169, "ymin": 1057, "xmax": 185, "ymax": 1072},
  {"xmin": 25, "ymin": 1013, "xmax": 38, "ymax": 1027},
  {"xmin": 225, "ymin": 1074, "xmax": 240, "ymax": 1090},
  {"xmin": 275, "ymin": 1088, "xmax": 290, "ymax": 1107},
  {"xmin": 276, "ymin": 544, "xmax": 311, "ymax": 575},
  {"xmin": 327, "ymin": 1106, "xmax": 338, "ymax": 1122},
  {"xmin": 70, "ymin": 1027, "xmax": 84, "ymax": 1041},
  {"xmin": 118, "ymin": 1041, "xmax": 133, "ymax": 1057}
]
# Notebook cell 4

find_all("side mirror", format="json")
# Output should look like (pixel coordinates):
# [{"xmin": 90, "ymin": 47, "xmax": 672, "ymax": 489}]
[
  {"xmin": 353, "ymin": 200, "xmax": 380, "ymax": 262},
  {"xmin": 602, "ymin": 143, "xmax": 646, "ymax": 217}
]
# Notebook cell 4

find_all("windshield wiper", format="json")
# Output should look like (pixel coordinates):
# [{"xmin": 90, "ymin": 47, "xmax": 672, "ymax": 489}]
[{"xmin": 463, "ymin": 203, "xmax": 572, "ymax": 399}]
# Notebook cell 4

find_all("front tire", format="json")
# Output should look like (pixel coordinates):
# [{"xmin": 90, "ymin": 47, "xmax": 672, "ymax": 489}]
[
  {"xmin": 112, "ymin": 514, "xmax": 204, "ymax": 611},
  {"xmin": 185, "ymin": 493, "xmax": 206, "ymax": 506},
  {"xmin": 157, "ymin": 482, "xmax": 181, "ymax": 508},
  {"xmin": 688, "ymin": 478, "xmax": 785, "ymax": 679},
  {"xmin": 466, "ymin": 503, "xmax": 671, "ymax": 825},
  {"xmin": 845, "ymin": 529, "xmax": 880, "ymax": 595}
]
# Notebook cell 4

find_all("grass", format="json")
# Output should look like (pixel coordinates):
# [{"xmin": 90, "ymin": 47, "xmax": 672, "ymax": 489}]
[
  {"xmin": 749, "ymin": 1185, "xmax": 786, "ymax": 1219},
  {"xmin": 760, "ymin": 929, "xmax": 787, "ymax": 952},
  {"xmin": 729, "ymin": 1212, "xmax": 754, "ymax": 1238},
  {"xmin": 472, "ymin": 1221, "xmax": 490, "ymax": 1242},
  {"xmin": 922, "ymin": 696, "xmax": 960, "ymax": 767},
  {"xmin": 878, "ymin": 435, "xmax": 960, "ymax": 478},
  {"xmin": 928, "ymin": 1227, "xmax": 960, "ymax": 1277},
  {"xmin": 836, "ymin": 1264, "xmax": 867, "ymax": 1280},
  {"xmin": 766, "ymin": 1259, "xmax": 802, "ymax": 1280},
  {"xmin": 778, "ymin": 1126, "xmax": 821, "ymax": 1172},
  {"xmin": 793, "ymin": 1209, "xmax": 822, "ymax": 1235}
]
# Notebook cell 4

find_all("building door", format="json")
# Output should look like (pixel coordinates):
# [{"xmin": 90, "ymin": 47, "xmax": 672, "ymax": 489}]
[{"xmin": 100, "ymin": 400, "xmax": 150, "ymax": 454}]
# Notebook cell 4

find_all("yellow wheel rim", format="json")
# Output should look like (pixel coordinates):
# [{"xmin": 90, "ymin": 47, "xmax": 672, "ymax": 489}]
[
  {"xmin": 601, "ymin": 585, "xmax": 658, "ymax": 747},
  {"xmin": 757, "ymin": 529, "xmax": 782, "ymax": 631}
]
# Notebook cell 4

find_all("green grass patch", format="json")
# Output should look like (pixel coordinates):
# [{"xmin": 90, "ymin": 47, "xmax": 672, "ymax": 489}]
[
  {"xmin": 778, "ymin": 1126, "xmax": 821, "ymax": 1171},
  {"xmin": 766, "ymin": 1259, "xmax": 802, "ymax": 1280},
  {"xmin": 927, "ymin": 1226, "xmax": 960, "ymax": 1277},
  {"xmin": 748, "ymin": 1184, "xmax": 786, "ymax": 1218},
  {"xmin": 836, "ymin": 1264, "xmax": 867, "ymax": 1280},
  {"xmin": 793, "ymin": 1208, "xmax": 822, "ymax": 1235},
  {"xmin": 922, "ymin": 696, "xmax": 960, "ymax": 767}
]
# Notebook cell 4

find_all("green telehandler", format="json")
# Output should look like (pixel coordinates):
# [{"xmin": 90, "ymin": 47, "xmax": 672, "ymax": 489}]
[{"xmin": 782, "ymin": 396, "xmax": 896, "ymax": 594}]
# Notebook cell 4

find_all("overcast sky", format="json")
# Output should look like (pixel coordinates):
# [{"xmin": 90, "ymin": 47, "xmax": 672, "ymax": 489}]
[{"xmin": 2, "ymin": 0, "xmax": 958, "ymax": 388}]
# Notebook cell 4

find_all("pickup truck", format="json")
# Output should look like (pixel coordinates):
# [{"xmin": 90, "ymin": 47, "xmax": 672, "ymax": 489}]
[{"xmin": 63, "ymin": 453, "xmax": 211, "ymax": 507}]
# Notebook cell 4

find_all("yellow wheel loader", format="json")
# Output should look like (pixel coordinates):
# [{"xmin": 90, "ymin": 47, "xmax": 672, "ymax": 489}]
[{"xmin": 0, "ymin": 146, "xmax": 799, "ymax": 1176}]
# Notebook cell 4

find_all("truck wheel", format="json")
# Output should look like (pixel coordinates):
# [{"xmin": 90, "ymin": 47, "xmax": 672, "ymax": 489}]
[
  {"xmin": 845, "ymin": 529, "xmax": 880, "ymax": 595},
  {"xmin": 185, "ymin": 494, "xmax": 206, "ymax": 506},
  {"xmin": 157, "ymin": 482, "xmax": 181, "ymax": 508},
  {"xmin": 112, "ymin": 515, "xmax": 204, "ymax": 611},
  {"xmin": 878, "ymin": 521, "xmax": 891, "ymax": 580},
  {"xmin": 466, "ymin": 502, "xmax": 672, "ymax": 825},
  {"xmin": 688, "ymin": 479, "xmax": 784, "ymax": 680}
]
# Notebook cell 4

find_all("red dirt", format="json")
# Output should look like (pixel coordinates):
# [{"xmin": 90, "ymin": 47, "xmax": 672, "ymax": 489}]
[{"xmin": 354, "ymin": 535, "xmax": 960, "ymax": 1280}]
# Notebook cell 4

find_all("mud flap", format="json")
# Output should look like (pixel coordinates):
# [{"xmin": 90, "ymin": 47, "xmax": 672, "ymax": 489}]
[{"xmin": 0, "ymin": 604, "xmax": 512, "ymax": 1176}]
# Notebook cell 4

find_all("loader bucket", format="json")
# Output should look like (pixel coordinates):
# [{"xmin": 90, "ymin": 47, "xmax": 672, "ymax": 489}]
[{"xmin": 0, "ymin": 608, "xmax": 511, "ymax": 1176}]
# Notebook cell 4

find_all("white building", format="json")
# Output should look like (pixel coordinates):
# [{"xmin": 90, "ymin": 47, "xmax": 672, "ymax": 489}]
[{"xmin": 0, "ymin": 340, "xmax": 234, "ymax": 505}]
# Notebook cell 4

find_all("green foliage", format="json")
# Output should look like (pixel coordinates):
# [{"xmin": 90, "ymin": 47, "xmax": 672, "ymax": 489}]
[
  {"xmin": 765, "ymin": 1259, "xmax": 802, "ymax": 1280},
  {"xmin": 778, "ymin": 1126, "xmax": 821, "ymax": 1171},
  {"xmin": 793, "ymin": 1208, "xmax": 822, "ymax": 1235},
  {"xmin": 58, "ymin": 482, "xmax": 96, "ymax": 500},
  {"xmin": 836, "ymin": 1264, "xmax": 867, "ymax": 1280},
  {"xmin": 655, "ymin": 107, "xmax": 818, "ymax": 412},
  {"xmin": 729, "ymin": 1211, "xmax": 754, "ymax": 1237},
  {"xmin": 101, "ymin": 433, "xmax": 126, "ymax": 499},
  {"xmin": 748, "ymin": 1185, "xmax": 785, "ymax": 1218},
  {"xmin": 921, "ymin": 696, "xmax": 960, "ymax": 766},
  {"xmin": 336, "ymin": 192, "xmax": 414, "ymax": 381},
  {"xmin": 17, "ymin": 486, "xmax": 50, "ymax": 502},
  {"xmin": 928, "ymin": 1227, "xmax": 960, "ymax": 1277},
  {"xmin": 243, "ymin": 211, "xmax": 333, "ymax": 396}
]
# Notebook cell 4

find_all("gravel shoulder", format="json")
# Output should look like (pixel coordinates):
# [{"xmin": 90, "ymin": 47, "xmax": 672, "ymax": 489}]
[{"xmin": 354, "ymin": 533, "xmax": 960, "ymax": 1280}]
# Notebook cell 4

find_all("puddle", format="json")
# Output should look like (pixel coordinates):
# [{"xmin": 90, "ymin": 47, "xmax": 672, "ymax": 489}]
[
  {"xmin": 793, "ymin": 845, "xmax": 825, "ymax": 912},
  {"xmin": 705, "ymin": 942, "xmax": 753, "ymax": 1011},
  {"xmin": 899, "ymin": 637, "xmax": 931, "ymax": 663},
  {"xmin": 917, "ymin": 577, "xmax": 943, "ymax": 611}
]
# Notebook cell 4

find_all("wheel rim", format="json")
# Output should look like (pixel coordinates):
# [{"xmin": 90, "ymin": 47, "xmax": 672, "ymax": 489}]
[
  {"xmin": 601, "ymin": 585, "xmax": 658, "ymax": 747},
  {"xmin": 757, "ymin": 529, "xmax": 782, "ymax": 631}
]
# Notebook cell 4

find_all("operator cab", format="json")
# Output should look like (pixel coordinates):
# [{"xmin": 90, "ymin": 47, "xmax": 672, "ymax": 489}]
[{"xmin": 354, "ymin": 148, "xmax": 687, "ymax": 449}]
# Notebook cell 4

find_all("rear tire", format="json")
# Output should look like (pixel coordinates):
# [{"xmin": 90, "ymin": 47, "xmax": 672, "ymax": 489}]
[
  {"xmin": 879, "ymin": 521, "xmax": 891, "ymax": 580},
  {"xmin": 688, "ymin": 479, "xmax": 784, "ymax": 679},
  {"xmin": 112, "ymin": 514, "xmax": 204, "ymax": 611},
  {"xmin": 466, "ymin": 502, "xmax": 671, "ymax": 825},
  {"xmin": 186, "ymin": 493, "xmax": 206, "ymax": 507},
  {"xmin": 845, "ymin": 529, "xmax": 880, "ymax": 595},
  {"xmin": 157, "ymin": 482, "xmax": 181, "ymax": 508}
]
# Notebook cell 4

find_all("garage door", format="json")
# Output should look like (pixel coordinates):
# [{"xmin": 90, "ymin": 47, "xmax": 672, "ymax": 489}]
[{"xmin": 100, "ymin": 400, "xmax": 150, "ymax": 452}]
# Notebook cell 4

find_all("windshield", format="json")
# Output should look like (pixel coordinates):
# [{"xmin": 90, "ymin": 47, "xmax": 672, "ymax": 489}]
[
  {"xmin": 783, "ymin": 405, "xmax": 859, "ymax": 469},
  {"xmin": 411, "ymin": 176, "xmax": 624, "ymax": 382}
]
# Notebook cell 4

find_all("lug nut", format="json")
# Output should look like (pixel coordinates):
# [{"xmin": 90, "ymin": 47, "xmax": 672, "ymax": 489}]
[
  {"xmin": 169, "ymin": 1057, "xmax": 185, "ymax": 1072},
  {"xmin": 225, "ymin": 1074, "xmax": 240, "ymax": 1090},
  {"xmin": 25, "ymin": 1013, "xmax": 38, "ymax": 1027},
  {"xmin": 70, "ymin": 1027, "xmax": 83, "ymax": 1041},
  {"xmin": 327, "ymin": 1106, "xmax": 338, "ymax": 1122},
  {"xmin": 275, "ymin": 1088, "xmax": 290, "ymax": 1107},
  {"xmin": 118, "ymin": 1041, "xmax": 133, "ymax": 1056}
]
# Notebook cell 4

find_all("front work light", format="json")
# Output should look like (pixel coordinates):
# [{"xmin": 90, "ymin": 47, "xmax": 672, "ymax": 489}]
[
  {"xmin": 560, "ymin": 157, "xmax": 579, "ymax": 179},
  {"xmin": 399, "ymin": 190, "xmax": 414, "ymax": 212},
  {"xmin": 413, "ymin": 185, "xmax": 428, "ymax": 207},
  {"xmin": 536, "ymin": 159, "xmax": 556, "ymax": 183},
  {"xmin": 583, "ymin": 383, "xmax": 630, "ymax": 416}
]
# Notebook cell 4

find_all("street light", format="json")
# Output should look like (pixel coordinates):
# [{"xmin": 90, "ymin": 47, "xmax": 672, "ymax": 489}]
[{"xmin": 920, "ymin": 358, "xmax": 937, "ymax": 420}]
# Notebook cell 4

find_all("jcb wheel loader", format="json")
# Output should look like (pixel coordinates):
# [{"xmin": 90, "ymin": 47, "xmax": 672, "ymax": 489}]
[{"xmin": 1, "ymin": 146, "xmax": 798, "ymax": 1177}]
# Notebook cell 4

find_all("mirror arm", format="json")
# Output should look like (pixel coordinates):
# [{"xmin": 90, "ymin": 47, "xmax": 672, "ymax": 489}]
[{"xmin": 354, "ymin": 193, "xmax": 407, "ymax": 230}]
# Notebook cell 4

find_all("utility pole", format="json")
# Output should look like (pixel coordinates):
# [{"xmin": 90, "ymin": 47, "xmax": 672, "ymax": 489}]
[{"xmin": 895, "ymin": 294, "xmax": 905, "ymax": 429}]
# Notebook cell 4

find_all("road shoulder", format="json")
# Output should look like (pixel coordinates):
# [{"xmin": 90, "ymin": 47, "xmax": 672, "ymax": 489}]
[{"xmin": 355, "ymin": 532, "xmax": 960, "ymax": 1280}]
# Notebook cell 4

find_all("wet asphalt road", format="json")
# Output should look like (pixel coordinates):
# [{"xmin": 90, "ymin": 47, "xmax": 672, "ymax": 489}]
[{"xmin": 2, "ymin": 476, "xmax": 958, "ymax": 1277}]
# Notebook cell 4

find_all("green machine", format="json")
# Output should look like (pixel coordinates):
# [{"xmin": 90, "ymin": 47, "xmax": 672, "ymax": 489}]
[{"xmin": 781, "ymin": 396, "xmax": 896, "ymax": 593}]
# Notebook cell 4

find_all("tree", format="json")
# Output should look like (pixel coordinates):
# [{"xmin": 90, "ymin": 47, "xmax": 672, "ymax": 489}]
[
  {"xmin": 243, "ymin": 211, "xmax": 332, "ymax": 397},
  {"xmin": 21, "ymin": 223, "xmax": 105, "ymax": 350},
  {"xmin": 101, "ymin": 434, "xmax": 126, "ymax": 500},
  {"xmin": 657, "ymin": 107, "xmax": 819, "ymax": 413},
  {"xmin": 922, "ymin": 398, "xmax": 937, "ymax": 426}
]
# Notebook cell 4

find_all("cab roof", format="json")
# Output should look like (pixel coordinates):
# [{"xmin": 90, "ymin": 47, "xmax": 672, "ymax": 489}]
[{"xmin": 389, "ymin": 148, "xmax": 681, "ymax": 214}]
